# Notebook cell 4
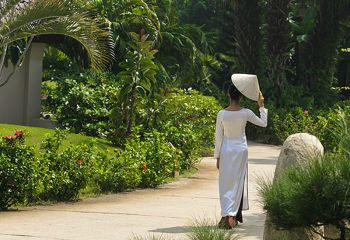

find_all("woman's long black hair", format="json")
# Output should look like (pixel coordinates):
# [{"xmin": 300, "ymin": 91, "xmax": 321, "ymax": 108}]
[{"xmin": 228, "ymin": 85, "xmax": 243, "ymax": 102}]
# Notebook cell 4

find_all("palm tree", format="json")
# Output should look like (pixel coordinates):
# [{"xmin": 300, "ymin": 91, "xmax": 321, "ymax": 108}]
[
  {"xmin": 266, "ymin": 0, "xmax": 292, "ymax": 106},
  {"xmin": 0, "ymin": 0, "xmax": 113, "ymax": 87},
  {"xmin": 233, "ymin": 0, "xmax": 262, "ymax": 75}
]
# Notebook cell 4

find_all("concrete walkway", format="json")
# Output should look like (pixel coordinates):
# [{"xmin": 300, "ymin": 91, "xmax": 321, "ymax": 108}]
[{"xmin": 0, "ymin": 142, "xmax": 280, "ymax": 240}]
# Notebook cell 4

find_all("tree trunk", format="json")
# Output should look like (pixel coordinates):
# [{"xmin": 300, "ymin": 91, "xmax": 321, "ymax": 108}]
[
  {"xmin": 233, "ymin": 0, "xmax": 262, "ymax": 75},
  {"xmin": 266, "ymin": 0, "xmax": 291, "ymax": 106},
  {"xmin": 126, "ymin": 85, "xmax": 136, "ymax": 135},
  {"xmin": 297, "ymin": 0, "xmax": 350, "ymax": 106}
]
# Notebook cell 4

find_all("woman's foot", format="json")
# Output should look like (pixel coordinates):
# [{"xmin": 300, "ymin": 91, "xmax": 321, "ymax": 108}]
[
  {"xmin": 218, "ymin": 216, "xmax": 238, "ymax": 229},
  {"xmin": 227, "ymin": 216, "xmax": 237, "ymax": 229}
]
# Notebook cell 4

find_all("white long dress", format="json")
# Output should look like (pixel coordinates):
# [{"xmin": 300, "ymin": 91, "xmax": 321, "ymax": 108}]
[{"xmin": 214, "ymin": 107, "xmax": 268, "ymax": 218}]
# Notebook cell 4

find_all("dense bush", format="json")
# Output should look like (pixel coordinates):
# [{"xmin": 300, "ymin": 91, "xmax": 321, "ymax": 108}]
[
  {"xmin": 94, "ymin": 130, "xmax": 180, "ymax": 191},
  {"xmin": 154, "ymin": 89, "xmax": 221, "ymax": 169},
  {"xmin": 244, "ymin": 100, "xmax": 350, "ymax": 151},
  {"xmin": 93, "ymin": 149, "xmax": 142, "ymax": 193},
  {"xmin": 157, "ymin": 89, "xmax": 221, "ymax": 148},
  {"xmin": 38, "ymin": 129, "xmax": 94, "ymax": 201},
  {"xmin": 0, "ymin": 131, "xmax": 36, "ymax": 210},
  {"xmin": 260, "ymin": 109, "xmax": 350, "ymax": 239},
  {"xmin": 260, "ymin": 139, "xmax": 350, "ymax": 239},
  {"xmin": 43, "ymin": 71, "xmax": 120, "ymax": 137}
]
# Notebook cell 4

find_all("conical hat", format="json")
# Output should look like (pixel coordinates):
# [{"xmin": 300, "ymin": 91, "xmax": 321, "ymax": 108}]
[{"xmin": 231, "ymin": 74, "xmax": 260, "ymax": 101}]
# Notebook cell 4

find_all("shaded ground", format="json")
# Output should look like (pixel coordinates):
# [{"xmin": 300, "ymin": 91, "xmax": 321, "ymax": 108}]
[{"xmin": 0, "ymin": 142, "xmax": 280, "ymax": 240}]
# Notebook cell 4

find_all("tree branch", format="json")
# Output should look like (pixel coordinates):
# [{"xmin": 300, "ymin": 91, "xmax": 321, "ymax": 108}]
[
  {"xmin": 0, "ymin": 36, "xmax": 34, "ymax": 88},
  {"xmin": 0, "ymin": 44, "xmax": 8, "ymax": 74},
  {"xmin": 311, "ymin": 226, "xmax": 340, "ymax": 240}
]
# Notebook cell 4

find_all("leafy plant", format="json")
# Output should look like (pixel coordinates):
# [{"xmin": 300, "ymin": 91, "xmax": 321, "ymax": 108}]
[
  {"xmin": 110, "ymin": 31, "xmax": 158, "ymax": 145},
  {"xmin": 38, "ymin": 129, "xmax": 93, "ymax": 201},
  {"xmin": 188, "ymin": 218, "xmax": 239, "ymax": 240},
  {"xmin": 260, "ymin": 152, "xmax": 350, "ymax": 240},
  {"xmin": 44, "ymin": 71, "xmax": 119, "ymax": 138},
  {"xmin": 0, "ymin": 130, "xmax": 36, "ymax": 210},
  {"xmin": 0, "ymin": 0, "xmax": 113, "ymax": 87}
]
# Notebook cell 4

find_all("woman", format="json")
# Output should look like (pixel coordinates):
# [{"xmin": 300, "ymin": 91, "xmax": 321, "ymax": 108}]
[{"xmin": 215, "ymin": 84, "xmax": 267, "ymax": 229}]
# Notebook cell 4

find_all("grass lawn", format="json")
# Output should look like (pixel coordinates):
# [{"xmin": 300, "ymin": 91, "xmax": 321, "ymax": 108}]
[{"xmin": 0, "ymin": 124, "xmax": 116, "ymax": 153}]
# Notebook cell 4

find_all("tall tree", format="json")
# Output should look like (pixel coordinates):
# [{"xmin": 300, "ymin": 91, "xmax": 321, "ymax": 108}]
[
  {"xmin": 298, "ymin": 0, "xmax": 350, "ymax": 106},
  {"xmin": 233, "ymin": 0, "xmax": 263, "ymax": 75},
  {"xmin": 266, "ymin": 0, "xmax": 292, "ymax": 106}
]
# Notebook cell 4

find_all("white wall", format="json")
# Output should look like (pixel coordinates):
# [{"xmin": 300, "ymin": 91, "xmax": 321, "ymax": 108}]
[{"xmin": 0, "ymin": 43, "xmax": 47, "ymax": 127}]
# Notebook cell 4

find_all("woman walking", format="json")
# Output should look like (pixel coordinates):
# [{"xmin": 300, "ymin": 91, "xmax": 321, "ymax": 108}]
[{"xmin": 215, "ymin": 84, "xmax": 267, "ymax": 229}]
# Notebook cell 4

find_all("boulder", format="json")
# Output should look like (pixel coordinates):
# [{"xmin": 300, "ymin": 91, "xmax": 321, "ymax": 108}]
[
  {"xmin": 274, "ymin": 133, "xmax": 324, "ymax": 179},
  {"xmin": 263, "ymin": 133, "xmax": 324, "ymax": 240}
]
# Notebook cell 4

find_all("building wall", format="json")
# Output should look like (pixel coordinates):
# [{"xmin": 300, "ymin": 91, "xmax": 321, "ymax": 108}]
[{"xmin": 0, "ymin": 43, "xmax": 46, "ymax": 126}]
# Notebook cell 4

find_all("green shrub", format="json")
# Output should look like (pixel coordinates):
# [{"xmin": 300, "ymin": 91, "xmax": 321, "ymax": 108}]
[
  {"xmin": 244, "ymin": 100, "xmax": 350, "ymax": 150},
  {"xmin": 93, "ymin": 149, "xmax": 142, "ymax": 193},
  {"xmin": 161, "ymin": 122, "xmax": 201, "ymax": 171},
  {"xmin": 188, "ymin": 219, "xmax": 238, "ymax": 240},
  {"xmin": 44, "ymin": 71, "xmax": 119, "ymax": 138},
  {"xmin": 260, "ymin": 151, "xmax": 350, "ymax": 239},
  {"xmin": 158, "ymin": 89, "xmax": 221, "ymax": 148},
  {"xmin": 94, "ymin": 130, "xmax": 181, "ymax": 190},
  {"xmin": 140, "ymin": 130, "xmax": 180, "ymax": 187},
  {"xmin": 0, "ymin": 130, "xmax": 36, "ymax": 210},
  {"xmin": 38, "ymin": 129, "xmax": 93, "ymax": 201}
]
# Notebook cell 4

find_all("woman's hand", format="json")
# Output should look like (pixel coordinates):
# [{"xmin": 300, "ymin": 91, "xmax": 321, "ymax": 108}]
[
  {"xmin": 258, "ymin": 91, "xmax": 265, "ymax": 108},
  {"xmin": 216, "ymin": 158, "xmax": 220, "ymax": 170}
]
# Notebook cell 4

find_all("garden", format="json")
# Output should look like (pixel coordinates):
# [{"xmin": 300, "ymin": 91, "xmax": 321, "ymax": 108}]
[{"xmin": 0, "ymin": 0, "xmax": 350, "ymax": 239}]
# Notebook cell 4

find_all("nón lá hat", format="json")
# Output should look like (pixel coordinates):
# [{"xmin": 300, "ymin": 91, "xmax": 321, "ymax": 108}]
[{"xmin": 231, "ymin": 73, "xmax": 261, "ymax": 101}]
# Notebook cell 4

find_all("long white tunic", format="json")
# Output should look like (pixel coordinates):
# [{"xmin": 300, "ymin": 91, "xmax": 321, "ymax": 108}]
[{"xmin": 214, "ymin": 107, "xmax": 268, "ymax": 217}]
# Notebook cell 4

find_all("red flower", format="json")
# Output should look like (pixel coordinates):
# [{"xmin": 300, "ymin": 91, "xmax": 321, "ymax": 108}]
[
  {"xmin": 304, "ymin": 109, "xmax": 309, "ymax": 115},
  {"xmin": 76, "ymin": 159, "xmax": 84, "ymax": 166},
  {"xmin": 2, "ymin": 136, "xmax": 16, "ymax": 140},
  {"xmin": 15, "ymin": 130, "xmax": 24, "ymax": 136},
  {"xmin": 143, "ymin": 163, "xmax": 147, "ymax": 172}
]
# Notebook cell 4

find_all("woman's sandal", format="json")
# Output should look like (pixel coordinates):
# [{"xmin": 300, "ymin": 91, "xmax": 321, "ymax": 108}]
[
  {"xmin": 227, "ymin": 216, "xmax": 237, "ymax": 229},
  {"xmin": 218, "ymin": 216, "xmax": 237, "ymax": 229}
]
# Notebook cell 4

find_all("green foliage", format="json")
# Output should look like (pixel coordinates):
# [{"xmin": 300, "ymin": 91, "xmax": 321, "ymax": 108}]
[
  {"xmin": 260, "ymin": 107, "xmax": 350, "ymax": 239},
  {"xmin": 94, "ymin": 129, "xmax": 180, "ymax": 191},
  {"xmin": 0, "ymin": 0, "xmax": 113, "ymax": 87},
  {"xmin": 44, "ymin": 71, "xmax": 119, "ymax": 137},
  {"xmin": 139, "ymin": 130, "xmax": 180, "ymax": 187},
  {"xmin": 188, "ymin": 218, "xmax": 238, "ymax": 240},
  {"xmin": 93, "ymin": 149, "xmax": 142, "ymax": 193},
  {"xmin": 111, "ymin": 31, "xmax": 159, "ymax": 144},
  {"xmin": 260, "ymin": 149, "xmax": 350, "ymax": 239},
  {"xmin": 154, "ymin": 89, "xmax": 222, "ymax": 170},
  {"xmin": 0, "ymin": 131, "xmax": 36, "ymax": 210},
  {"xmin": 244, "ymin": 100, "xmax": 349, "ymax": 151},
  {"xmin": 38, "ymin": 129, "xmax": 93, "ymax": 201}
]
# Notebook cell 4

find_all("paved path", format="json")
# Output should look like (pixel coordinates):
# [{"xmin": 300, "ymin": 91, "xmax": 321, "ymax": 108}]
[{"xmin": 0, "ymin": 142, "xmax": 280, "ymax": 240}]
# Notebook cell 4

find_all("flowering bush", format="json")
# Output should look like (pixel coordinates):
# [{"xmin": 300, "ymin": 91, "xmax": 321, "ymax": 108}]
[
  {"xmin": 0, "ymin": 130, "xmax": 36, "ymax": 210},
  {"xmin": 94, "ymin": 130, "xmax": 180, "ymax": 191},
  {"xmin": 43, "ymin": 71, "xmax": 120, "ymax": 138},
  {"xmin": 140, "ymin": 130, "xmax": 180, "ymax": 187},
  {"xmin": 38, "ymin": 129, "xmax": 93, "ymax": 201},
  {"xmin": 93, "ymin": 149, "xmax": 143, "ymax": 193}
]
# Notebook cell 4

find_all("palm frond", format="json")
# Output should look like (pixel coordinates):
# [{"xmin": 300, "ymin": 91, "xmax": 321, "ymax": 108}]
[{"xmin": 0, "ymin": 0, "xmax": 113, "ymax": 71}]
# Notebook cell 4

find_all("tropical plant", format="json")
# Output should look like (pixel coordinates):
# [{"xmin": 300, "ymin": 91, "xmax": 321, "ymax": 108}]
[
  {"xmin": 232, "ymin": 0, "xmax": 262, "ymax": 75},
  {"xmin": 266, "ymin": 0, "xmax": 292, "ymax": 107},
  {"xmin": 0, "ymin": 130, "xmax": 36, "ymax": 210},
  {"xmin": 295, "ymin": 0, "xmax": 350, "ymax": 106},
  {"xmin": 110, "ymin": 30, "xmax": 158, "ymax": 144},
  {"xmin": 0, "ymin": 0, "xmax": 113, "ymax": 87},
  {"xmin": 260, "ymin": 151, "xmax": 350, "ymax": 240}
]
